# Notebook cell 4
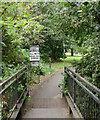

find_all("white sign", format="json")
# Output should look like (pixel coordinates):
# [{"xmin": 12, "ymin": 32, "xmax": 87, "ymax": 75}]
[
  {"xmin": 29, "ymin": 46, "xmax": 40, "ymax": 62},
  {"xmin": 31, "ymin": 62, "xmax": 39, "ymax": 66}
]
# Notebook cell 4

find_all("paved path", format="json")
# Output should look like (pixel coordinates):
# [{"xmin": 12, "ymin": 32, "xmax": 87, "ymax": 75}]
[{"xmin": 22, "ymin": 69, "xmax": 72, "ymax": 118}]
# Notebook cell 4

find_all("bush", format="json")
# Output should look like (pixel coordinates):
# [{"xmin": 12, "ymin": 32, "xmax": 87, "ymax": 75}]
[
  {"xmin": 1, "ymin": 62, "xmax": 24, "ymax": 82},
  {"xmin": 73, "ymin": 53, "xmax": 100, "ymax": 88},
  {"xmin": 30, "ymin": 59, "xmax": 52, "ymax": 76}
]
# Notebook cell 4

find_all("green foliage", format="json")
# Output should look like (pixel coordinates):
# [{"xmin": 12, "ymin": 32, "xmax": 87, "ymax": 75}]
[
  {"xmin": 71, "ymin": 2, "xmax": 100, "ymax": 88},
  {"xmin": 1, "ymin": 62, "xmax": 25, "ymax": 82},
  {"xmin": 73, "ymin": 39, "xmax": 100, "ymax": 88},
  {"xmin": 37, "ymin": 2, "xmax": 99, "ymax": 61},
  {"xmin": 1, "ymin": 2, "xmax": 44, "ymax": 66},
  {"xmin": 17, "ymin": 84, "xmax": 24, "ymax": 93},
  {"xmin": 1, "ymin": 2, "xmax": 100, "ymax": 90},
  {"xmin": 1, "ymin": 2, "xmax": 99, "ymax": 64},
  {"xmin": 40, "ymin": 39, "xmax": 64, "ymax": 61},
  {"xmin": 39, "ymin": 60, "xmax": 46, "ymax": 75},
  {"xmin": 1, "ymin": 2, "xmax": 100, "ymax": 119},
  {"xmin": 30, "ymin": 60, "xmax": 54, "ymax": 76},
  {"xmin": 58, "ymin": 73, "xmax": 68, "ymax": 94}
]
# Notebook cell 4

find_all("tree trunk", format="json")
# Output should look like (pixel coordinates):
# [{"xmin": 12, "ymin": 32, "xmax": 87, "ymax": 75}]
[
  {"xmin": 52, "ymin": 40, "xmax": 56, "ymax": 60},
  {"xmin": 71, "ymin": 48, "xmax": 73, "ymax": 56}
]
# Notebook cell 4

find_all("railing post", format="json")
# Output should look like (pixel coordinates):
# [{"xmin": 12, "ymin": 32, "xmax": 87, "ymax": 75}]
[
  {"xmin": 0, "ymin": 86, "xmax": 2, "ymax": 120},
  {"xmin": 64, "ymin": 67, "xmax": 72, "ymax": 114},
  {"xmin": 73, "ymin": 77, "xmax": 76, "ymax": 103},
  {"xmin": 99, "ymin": 94, "xmax": 100, "ymax": 119},
  {"xmin": 63, "ymin": 67, "xmax": 66, "ymax": 97},
  {"xmin": 64, "ymin": 66, "xmax": 66, "ymax": 73},
  {"xmin": 15, "ymin": 75, "xmax": 18, "ymax": 108}
]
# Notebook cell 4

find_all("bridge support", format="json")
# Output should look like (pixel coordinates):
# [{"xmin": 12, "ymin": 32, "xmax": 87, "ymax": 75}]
[{"xmin": 64, "ymin": 93, "xmax": 83, "ymax": 119}]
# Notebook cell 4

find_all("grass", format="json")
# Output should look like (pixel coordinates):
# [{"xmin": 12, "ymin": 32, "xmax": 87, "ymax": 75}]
[
  {"xmin": 44, "ymin": 61, "xmax": 72, "ymax": 75},
  {"xmin": 65, "ymin": 52, "xmax": 82, "ymax": 57},
  {"xmin": 44, "ymin": 56, "xmax": 82, "ymax": 75},
  {"xmin": 60, "ymin": 56, "xmax": 82, "ymax": 62}
]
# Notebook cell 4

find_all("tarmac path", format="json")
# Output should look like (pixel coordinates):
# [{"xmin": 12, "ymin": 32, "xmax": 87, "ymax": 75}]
[{"xmin": 22, "ymin": 69, "xmax": 72, "ymax": 118}]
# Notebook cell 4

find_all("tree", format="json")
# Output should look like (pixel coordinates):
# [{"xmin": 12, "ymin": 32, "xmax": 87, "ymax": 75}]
[
  {"xmin": 1, "ymin": 2, "xmax": 44, "ymax": 65},
  {"xmin": 73, "ymin": 1, "xmax": 100, "ymax": 88},
  {"xmin": 1, "ymin": 2, "xmax": 100, "ymax": 88}
]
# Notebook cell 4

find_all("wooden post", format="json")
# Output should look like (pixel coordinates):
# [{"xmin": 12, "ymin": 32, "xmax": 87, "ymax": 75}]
[
  {"xmin": 49, "ymin": 58, "xmax": 51, "ymax": 69},
  {"xmin": 38, "ymin": 66, "xmax": 40, "ymax": 83},
  {"xmin": 71, "ymin": 48, "xmax": 73, "ymax": 56},
  {"xmin": 15, "ymin": 75, "xmax": 18, "ymax": 109},
  {"xmin": 0, "ymin": 85, "xmax": 2, "ymax": 119}
]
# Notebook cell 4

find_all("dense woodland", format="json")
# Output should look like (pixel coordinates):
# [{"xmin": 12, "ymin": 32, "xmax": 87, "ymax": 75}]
[{"xmin": 1, "ymin": 2, "xmax": 100, "ymax": 88}]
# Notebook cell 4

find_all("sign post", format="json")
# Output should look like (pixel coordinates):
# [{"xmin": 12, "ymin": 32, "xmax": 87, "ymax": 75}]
[
  {"xmin": 29, "ymin": 45, "xmax": 40, "ymax": 83},
  {"xmin": 49, "ymin": 57, "xmax": 51, "ymax": 69}
]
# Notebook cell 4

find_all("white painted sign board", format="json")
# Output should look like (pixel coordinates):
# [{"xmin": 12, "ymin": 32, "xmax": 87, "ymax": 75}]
[
  {"xmin": 31, "ymin": 62, "xmax": 39, "ymax": 66},
  {"xmin": 29, "ymin": 46, "xmax": 40, "ymax": 62}
]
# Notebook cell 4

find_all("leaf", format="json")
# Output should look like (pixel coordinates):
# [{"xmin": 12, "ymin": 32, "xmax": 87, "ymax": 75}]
[{"xmin": 1, "ymin": 42, "xmax": 7, "ymax": 47}]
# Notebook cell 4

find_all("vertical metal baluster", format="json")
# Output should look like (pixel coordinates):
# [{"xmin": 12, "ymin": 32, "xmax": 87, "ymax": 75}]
[
  {"xmin": 92, "ymin": 99, "xmax": 94, "ymax": 119},
  {"xmin": 73, "ymin": 75, "xmax": 76, "ymax": 103},
  {"xmin": 94, "ymin": 100, "xmax": 96, "ymax": 119},
  {"xmin": 89, "ymin": 98, "xmax": 94, "ymax": 118},
  {"xmin": 38, "ymin": 66, "xmax": 40, "ymax": 83},
  {"xmin": 99, "ymin": 104, "xmax": 100, "ymax": 119},
  {"xmin": 68, "ymin": 74, "xmax": 69, "ymax": 95},
  {"xmin": 90, "ymin": 97, "xmax": 91, "ymax": 118},
  {"xmin": 93, "ymin": 99, "xmax": 95, "ymax": 119},
  {"xmin": 78, "ymin": 85, "xmax": 80, "ymax": 110},
  {"xmin": 64, "ymin": 66, "xmax": 67, "ymax": 92},
  {"xmin": 98, "ymin": 94, "xmax": 100, "ymax": 119},
  {"xmin": 88, "ymin": 96, "xmax": 90, "ymax": 119},
  {"xmin": 83, "ymin": 92, "xmax": 86, "ymax": 119},
  {"xmin": 70, "ymin": 76, "xmax": 72, "ymax": 97},
  {"xmin": 15, "ymin": 75, "xmax": 18, "ymax": 108},
  {"xmin": 0, "ymin": 85, "xmax": 2, "ymax": 120},
  {"xmin": 62, "ymin": 67, "xmax": 66, "ymax": 97}
]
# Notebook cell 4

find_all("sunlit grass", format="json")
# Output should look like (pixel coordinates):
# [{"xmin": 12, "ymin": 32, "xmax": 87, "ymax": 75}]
[
  {"xmin": 65, "ymin": 52, "xmax": 82, "ymax": 57},
  {"xmin": 44, "ymin": 61, "xmax": 72, "ymax": 75},
  {"xmin": 44, "ymin": 56, "xmax": 82, "ymax": 75},
  {"xmin": 60, "ymin": 56, "xmax": 82, "ymax": 61}
]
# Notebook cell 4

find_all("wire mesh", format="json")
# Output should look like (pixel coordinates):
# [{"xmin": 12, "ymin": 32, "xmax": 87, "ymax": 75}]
[
  {"xmin": 65, "ymin": 67, "xmax": 100, "ymax": 119},
  {"xmin": 1, "ymin": 68, "xmax": 27, "ymax": 120},
  {"xmin": 68, "ymin": 76, "xmax": 73, "ymax": 99},
  {"xmin": 2, "ymin": 82, "xmax": 17, "ymax": 119}
]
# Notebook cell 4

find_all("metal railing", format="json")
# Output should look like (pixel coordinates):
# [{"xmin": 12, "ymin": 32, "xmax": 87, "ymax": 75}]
[
  {"xmin": 64, "ymin": 66, "xmax": 100, "ymax": 119},
  {"xmin": 0, "ymin": 67, "xmax": 27, "ymax": 120}
]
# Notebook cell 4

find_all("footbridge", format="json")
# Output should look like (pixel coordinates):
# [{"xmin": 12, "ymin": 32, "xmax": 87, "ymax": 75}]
[{"xmin": 0, "ymin": 66, "xmax": 100, "ymax": 120}]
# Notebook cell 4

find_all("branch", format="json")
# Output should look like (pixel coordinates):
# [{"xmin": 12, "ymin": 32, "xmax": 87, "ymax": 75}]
[
  {"xmin": 10, "ymin": 13, "xmax": 17, "ymax": 22},
  {"xmin": 0, "ymin": 2, "xmax": 14, "ymax": 18}
]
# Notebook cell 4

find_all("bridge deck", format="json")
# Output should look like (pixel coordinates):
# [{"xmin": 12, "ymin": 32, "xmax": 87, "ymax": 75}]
[{"xmin": 22, "ymin": 69, "xmax": 73, "ymax": 118}]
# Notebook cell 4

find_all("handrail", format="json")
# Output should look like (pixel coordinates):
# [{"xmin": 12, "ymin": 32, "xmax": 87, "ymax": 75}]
[
  {"xmin": 66, "ymin": 70, "xmax": 100, "ymax": 105},
  {"xmin": 64, "ymin": 66, "xmax": 100, "ymax": 95},
  {"xmin": 64, "ymin": 66, "xmax": 100, "ymax": 119},
  {"xmin": 0, "ymin": 70, "xmax": 26, "ymax": 95},
  {"xmin": 0, "ymin": 66, "xmax": 28, "ymax": 120},
  {"xmin": 0, "ymin": 67, "xmax": 26, "ymax": 87}
]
